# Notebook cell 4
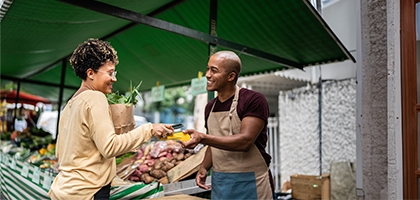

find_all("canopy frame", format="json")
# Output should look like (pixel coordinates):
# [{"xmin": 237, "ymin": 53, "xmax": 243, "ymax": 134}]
[{"xmin": 59, "ymin": 0, "xmax": 304, "ymax": 69}]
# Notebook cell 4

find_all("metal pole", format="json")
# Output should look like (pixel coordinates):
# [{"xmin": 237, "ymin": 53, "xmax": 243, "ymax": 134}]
[
  {"xmin": 316, "ymin": 0, "xmax": 322, "ymax": 177},
  {"xmin": 12, "ymin": 81, "xmax": 21, "ymax": 131},
  {"xmin": 318, "ymin": 66, "xmax": 322, "ymax": 176},
  {"xmin": 55, "ymin": 59, "xmax": 67, "ymax": 139},
  {"xmin": 207, "ymin": 0, "xmax": 217, "ymax": 101}
]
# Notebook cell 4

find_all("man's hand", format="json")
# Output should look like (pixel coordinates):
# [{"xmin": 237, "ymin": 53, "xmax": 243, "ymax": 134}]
[
  {"xmin": 195, "ymin": 167, "xmax": 210, "ymax": 190},
  {"xmin": 181, "ymin": 129, "xmax": 203, "ymax": 149}
]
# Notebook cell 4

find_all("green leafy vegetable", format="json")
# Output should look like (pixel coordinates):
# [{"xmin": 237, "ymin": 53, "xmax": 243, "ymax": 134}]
[
  {"xmin": 116, "ymin": 152, "xmax": 135, "ymax": 165},
  {"xmin": 106, "ymin": 81, "xmax": 143, "ymax": 106}
]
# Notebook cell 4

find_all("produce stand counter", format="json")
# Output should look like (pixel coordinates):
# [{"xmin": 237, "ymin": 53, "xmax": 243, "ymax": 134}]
[
  {"xmin": 163, "ymin": 176, "xmax": 211, "ymax": 196},
  {"xmin": 0, "ymin": 150, "xmax": 210, "ymax": 199}
]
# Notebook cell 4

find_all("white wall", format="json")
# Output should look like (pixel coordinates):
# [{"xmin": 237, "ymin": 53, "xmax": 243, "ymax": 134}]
[{"xmin": 278, "ymin": 79, "xmax": 356, "ymax": 185}]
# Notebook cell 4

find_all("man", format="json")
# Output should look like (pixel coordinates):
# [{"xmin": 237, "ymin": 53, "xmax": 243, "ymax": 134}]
[{"xmin": 182, "ymin": 51, "xmax": 274, "ymax": 199}]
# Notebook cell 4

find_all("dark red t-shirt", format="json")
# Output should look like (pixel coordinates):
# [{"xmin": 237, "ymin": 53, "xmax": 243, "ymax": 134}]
[{"xmin": 204, "ymin": 88, "xmax": 272, "ymax": 167}]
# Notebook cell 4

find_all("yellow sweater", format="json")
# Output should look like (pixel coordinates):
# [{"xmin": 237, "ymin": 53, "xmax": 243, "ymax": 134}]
[{"xmin": 48, "ymin": 90, "xmax": 153, "ymax": 200}]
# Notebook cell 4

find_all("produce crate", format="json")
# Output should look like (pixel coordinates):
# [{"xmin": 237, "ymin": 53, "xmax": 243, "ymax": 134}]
[
  {"xmin": 290, "ymin": 173, "xmax": 330, "ymax": 200},
  {"xmin": 166, "ymin": 146, "xmax": 208, "ymax": 183}
]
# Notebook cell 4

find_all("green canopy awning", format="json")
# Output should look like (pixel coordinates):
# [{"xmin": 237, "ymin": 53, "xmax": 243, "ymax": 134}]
[{"xmin": 1, "ymin": 0, "xmax": 355, "ymax": 103}]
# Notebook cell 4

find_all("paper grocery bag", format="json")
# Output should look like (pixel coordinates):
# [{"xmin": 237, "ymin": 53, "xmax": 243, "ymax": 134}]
[{"xmin": 109, "ymin": 103, "xmax": 135, "ymax": 135}]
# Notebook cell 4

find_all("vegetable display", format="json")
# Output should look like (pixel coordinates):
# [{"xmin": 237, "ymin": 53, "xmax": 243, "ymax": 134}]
[{"xmin": 116, "ymin": 140, "xmax": 197, "ymax": 184}]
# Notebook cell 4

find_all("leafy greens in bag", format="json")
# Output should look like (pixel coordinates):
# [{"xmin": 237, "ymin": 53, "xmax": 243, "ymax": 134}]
[{"xmin": 106, "ymin": 81, "xmax": 143, "ymax": 106}]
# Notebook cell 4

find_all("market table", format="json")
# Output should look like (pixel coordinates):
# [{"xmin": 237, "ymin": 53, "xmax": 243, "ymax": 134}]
[{"xmin": 0, "ymin": 151, "xmax": 209, "ymax": 199}]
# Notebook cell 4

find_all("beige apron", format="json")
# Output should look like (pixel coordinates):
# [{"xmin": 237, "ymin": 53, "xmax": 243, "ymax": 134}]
[{"xmin": 208, "ymin": 85, "xmax": 273, "ymax": 199}]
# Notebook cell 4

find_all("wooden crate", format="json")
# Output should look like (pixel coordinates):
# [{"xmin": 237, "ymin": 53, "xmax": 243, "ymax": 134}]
[
  {"xmin": 166, "ymin": 146, "xmax": 208, "ymax": 183},
  {"xmin": 290, "ymin": 174, "xmax": 330, "ymax": 200}
]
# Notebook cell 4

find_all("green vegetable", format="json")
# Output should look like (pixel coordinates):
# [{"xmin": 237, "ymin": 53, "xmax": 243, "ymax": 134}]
[
  {"xmin": 106, "ymin": 92, "xmax": 126, "ymax": 104},
  {"xmin": 106, "ymin": 81, "xmax": 143, "ymax": 106},
  {"xmin": 116, "ymin": 152, "xmax": 135, "ymax": 165}
]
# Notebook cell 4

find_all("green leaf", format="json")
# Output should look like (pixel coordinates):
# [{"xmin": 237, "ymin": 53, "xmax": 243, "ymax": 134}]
[{"xmin": 106, "ymin": 80, "xmax": 143, "ymax": 106}]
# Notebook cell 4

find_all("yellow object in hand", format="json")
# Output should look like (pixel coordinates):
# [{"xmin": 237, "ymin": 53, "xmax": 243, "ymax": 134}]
[{"xmin": 160, "ymin": 132, "xmax": 190, "ymax": 142}]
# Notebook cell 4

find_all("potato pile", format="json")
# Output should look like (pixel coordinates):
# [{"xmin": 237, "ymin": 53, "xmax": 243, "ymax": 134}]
[{"xmin": 116, "ymin": 140, "xmax": 192, "ymax": 184}]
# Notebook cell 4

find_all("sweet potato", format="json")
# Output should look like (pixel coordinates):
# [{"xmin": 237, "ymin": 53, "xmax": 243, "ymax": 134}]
[
  {"xmin": 166, "ymin": 157, "xmax": 174, "ymax": 163},
  {"xmin": 166, "ymin": 152, "xmax": 173, "ymax": 158},
  {"xmin": 176, "ymin": 152, "xmax": 184, "ymax": 161},
  {"xmin": 136, "ymin": 149, "xmax": 144, "ymax": 160},
  {"xmin": 157, "ymin": 151, "xmax": 167, "ymax": 158},
  {"xmin": 161, "ymin": 162, "xmax": 175, "ymax": 172},
  {"xmin": 129, "ymin": 175, "xmax": 140, "ymax": 182},
  {"xmin": 150, "ymin": 169, "xmax": 166, "ymax": 179},
  {"xmin": 138, "ymin": 164, "xmax": 149, "ymax": 173},
  {"xmin": 159, "ymin": 157, "xmax": 167, "ymax": 161},
  {"xmin": 144, "ymin": 159, "xmax": 156, "ymax": 167},
  {"xmin": 154, "ymin": 160, "xmax": 163, "ymax": 170},
  {"xmin": 140, "ymin": 173, "xmax": 156, "ymax": 184}
]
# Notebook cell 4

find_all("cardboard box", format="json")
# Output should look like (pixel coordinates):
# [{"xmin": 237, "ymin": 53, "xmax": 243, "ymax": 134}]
[
  {"xmin": 166, "ymin": 146, "xmax": 208, "ymax": 183},
  {"xmin": 290, "ymin": 174, "xmax": 330, "ymax": 200}
]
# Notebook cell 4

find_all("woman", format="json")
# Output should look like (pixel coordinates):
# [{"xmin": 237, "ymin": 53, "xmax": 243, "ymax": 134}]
[{"xmin": 48, "ymin": 38, "xmax": 174, "ymax": 200}]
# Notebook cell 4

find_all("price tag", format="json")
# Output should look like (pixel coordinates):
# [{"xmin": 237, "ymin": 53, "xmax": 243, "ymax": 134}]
[
  {"xmin": 21, "ymin": 162, "xmax": 29, "ymax": 177},
  {"xmin": 10, "ymin": 158, "xmax": 16, "ymax": 170},
  {"xmin": 42, "ymin": 173, "xmax": 52, "ymax": 189},
  {"xmin": 32, "ymin": 167, "xmax": 41, "ymax": 184},
  {"xmin": 3, "ymin": 155, "xmax": 9, "ymax": 165}
]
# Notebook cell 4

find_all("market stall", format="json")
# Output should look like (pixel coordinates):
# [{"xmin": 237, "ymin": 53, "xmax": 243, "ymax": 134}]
[
  {"xmin": 1, "ymin": 89, "xmax": 52, "ymax": 134},
  {"xmin": 0, "ymin": 138, "xmax": 208, "ymax": 199},
  {"xmin": 0, "ymin": 90, "xmax": 51, "ymax": 106},
  {"xmin": 1, "ymin": 0, "xmax": 356, "ymax": 199},
  {"xmin": 0, "ymin": 151, "xmax": 164, "ymax": 199},
  {"xmin": 0, "ymin": 83, "xmax": 211, "ymax": 199}
]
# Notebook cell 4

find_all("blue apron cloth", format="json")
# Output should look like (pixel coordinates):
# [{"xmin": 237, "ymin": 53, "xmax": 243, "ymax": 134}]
[{"xmin": 212, "ymin": 171, "xmax": 258, "ymax": 200}]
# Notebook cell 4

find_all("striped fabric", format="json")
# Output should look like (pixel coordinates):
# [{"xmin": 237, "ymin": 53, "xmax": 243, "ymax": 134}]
[
  {"xmin": 0, "ymin": 152, "xmax": 164, "ymax": 199},
  {"xmin": 110, "ymin": 182, "xmax": 164, "ymax": 200}
]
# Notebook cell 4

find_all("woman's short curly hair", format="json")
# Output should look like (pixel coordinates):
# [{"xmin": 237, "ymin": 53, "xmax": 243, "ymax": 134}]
[{"xmin": 69, "ymin": 38, "xmax": 119, "ymax": 80}]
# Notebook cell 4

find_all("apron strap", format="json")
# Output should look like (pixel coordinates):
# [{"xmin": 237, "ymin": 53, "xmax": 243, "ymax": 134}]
[{"xmin": 229, "ymin": 85, "xmax": 240, "ymax": 134}]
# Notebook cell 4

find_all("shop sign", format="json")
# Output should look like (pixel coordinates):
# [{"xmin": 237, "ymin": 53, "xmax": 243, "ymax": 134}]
[
  {"xmin": 151, "ymin": 85, "xmax": 165, "ymax": 102},
  {"xmin": 190, "ymin": 77, "xmax": 207, "ymax": 96}
]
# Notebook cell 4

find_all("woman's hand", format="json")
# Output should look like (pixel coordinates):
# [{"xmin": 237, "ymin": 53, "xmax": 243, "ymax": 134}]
[{"xmin": 152, "ymin": 124, "xmax": 174, "ymax": 138}]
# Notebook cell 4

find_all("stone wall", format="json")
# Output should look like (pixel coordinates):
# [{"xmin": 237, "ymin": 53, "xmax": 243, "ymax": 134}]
[{"xmin": 358, "ymin": 0, "xmax": 389, "ymax": 198}]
